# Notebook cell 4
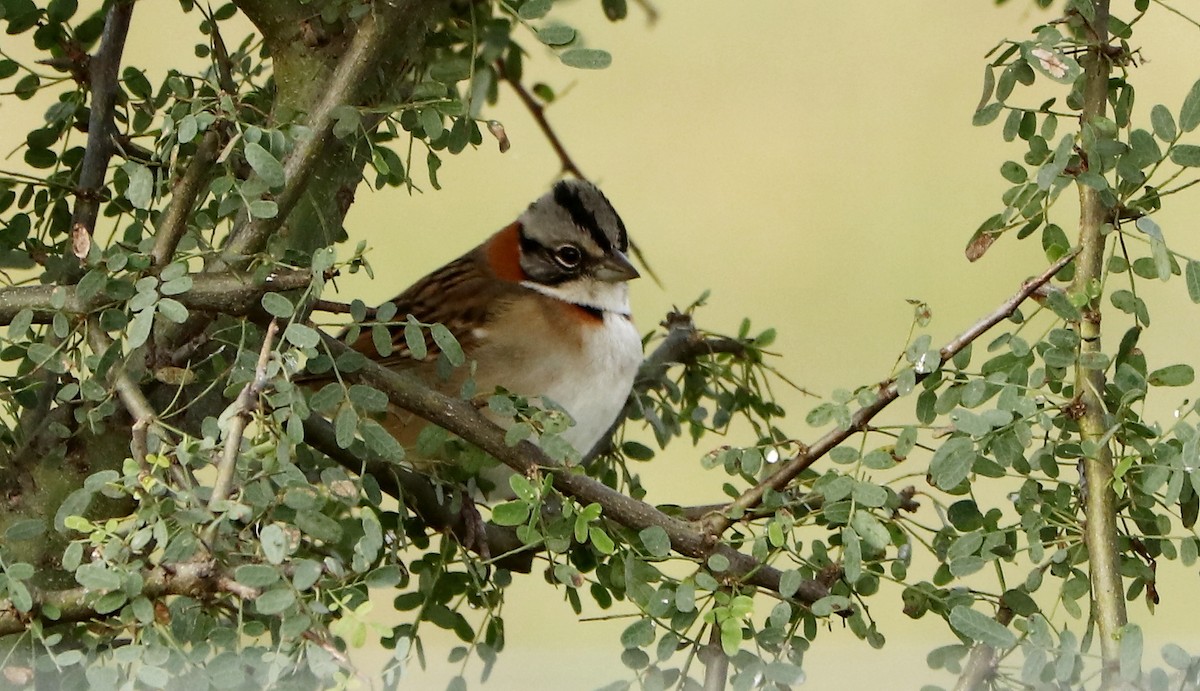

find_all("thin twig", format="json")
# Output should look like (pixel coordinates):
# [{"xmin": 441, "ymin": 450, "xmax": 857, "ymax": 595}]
[
  {"xmin": 87, "ymin": 317, "xmax": 163, "ymax": 454},
  {"xmin": 209, "ymin": 320, "xmax": 278, "ymax": 508},
  {"xmin": 709, "ymin": 249, "xmax": 1081, "ymax": 536},
  {"xmin": 494, "ymin": 60, "xmax": 584, "ymax": 179}
]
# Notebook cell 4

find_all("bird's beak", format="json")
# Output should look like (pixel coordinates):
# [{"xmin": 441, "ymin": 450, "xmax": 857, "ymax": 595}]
[{"xmin": 594, "ymin": 250, "xmax": 640, "ymax": 282}]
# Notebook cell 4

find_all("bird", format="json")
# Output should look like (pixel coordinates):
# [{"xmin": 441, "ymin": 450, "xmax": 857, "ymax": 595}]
[{"xmin": 340, "ymin": 179, "xmax": 643, "ymax": 496}]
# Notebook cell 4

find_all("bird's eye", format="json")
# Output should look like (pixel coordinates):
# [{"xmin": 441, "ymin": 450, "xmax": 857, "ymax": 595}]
[{"xmin": 554, "ymin": 244, "xmax": 582, "ymax": 269}]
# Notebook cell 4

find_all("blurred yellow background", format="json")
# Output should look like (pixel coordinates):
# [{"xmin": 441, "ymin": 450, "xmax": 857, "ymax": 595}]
[{"xmin": 5, "ymin": 1, "xmax": 1200, "ymax": 688}]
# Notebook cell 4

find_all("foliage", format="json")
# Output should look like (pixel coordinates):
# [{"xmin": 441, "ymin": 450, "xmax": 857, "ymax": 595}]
[{"xmin": 2, "ymin": 1, "xmax": 1200, "ymax": 691}]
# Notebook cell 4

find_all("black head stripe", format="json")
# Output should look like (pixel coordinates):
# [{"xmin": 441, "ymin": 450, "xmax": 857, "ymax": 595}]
[{"xmin": 553, "ymin": 181, "xmax": 612, "ymax": 253}]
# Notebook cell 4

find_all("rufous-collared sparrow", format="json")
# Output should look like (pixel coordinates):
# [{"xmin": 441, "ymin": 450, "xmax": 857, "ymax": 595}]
[{"xmin": 344, "ymin": 179, "xmax": 642, "ymax": 493}]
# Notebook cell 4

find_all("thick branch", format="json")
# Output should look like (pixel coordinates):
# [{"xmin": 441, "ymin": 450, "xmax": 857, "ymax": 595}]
[
  {"xmin": 302, "ymin": 415, "xmax": 535, "ymax": 573},
  {"xmin": 702, "ymin": 620, "xmax": 729, "ymax": 691},
  {"xmin": 69, "ymin": 0, "xmax": 135, "ymax": 245},
  {"xmin": 318, "ymin": 333, "xmax": 831, "ymax": 603},
  {"xmin": 210, "ymin": 7, "xmax": 407, "ymax": 271},
  {"xmin": 711, "ymin": 249, "xmax": 1080, "ymax": 534},
  {"xmin": 0, "ymin": 561, "xmax": 254, "ymax": 637},
  {"xmin": 1073, "ymin": 1, "xmax": 1127, "ymax": 681},
  {"xmin": 0, "ymin": 269, "xmax": 314, "ymax": 325},
  {"xmin": 150, "ymin": 129, "xmax": 226, "ymax": 268}
]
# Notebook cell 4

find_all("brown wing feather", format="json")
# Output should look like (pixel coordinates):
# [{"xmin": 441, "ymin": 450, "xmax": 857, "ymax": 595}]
[{"xmin": 346, "ymin": 247, "xmax": 521, "ymax": 369}]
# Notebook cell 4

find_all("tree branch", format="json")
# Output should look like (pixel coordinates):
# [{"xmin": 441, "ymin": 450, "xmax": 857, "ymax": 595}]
[
  {"xmin": 495, "ymin": 60, "xmax": 585, "ymax": 179},
  {"xmin": 318, "ymin": 333, "xmax": 833, "ymax": 603},
  {"xmin": 702, "ymin": 619, "xmax": 729, "ymax": 691},
  {"xmin": 86, "ymin": 316, "xmax": 160, "ymax": 434},
  {"xmin": 209, "ymin": 320, "xmax": 278, "ymax": 508},
  {"xmin": 150, "ymin": 128, "xmax": 226, "ymax": 269},
  {"xmin": 1072, "ymin": 1, "xmax": 1127, "ymax": 681},
  {"xmin": 301, "ymin": 415, "xmax": 536, "ymax": 573},
  {"xmin": 709, "ymin": 249, "xmax": 1081, "ymax": 535},
  {"xmin": 68, "ymin": 0, "xmax": 135, "ymax": 250},
  {"xmin": 0, "ymin": 560, "xmax": 255, "ymax": 637},
  {"xmin": 953, "ymin": 606, "xmax": 1014, "ymax": 691},
  {"xmin": 210, "ymin": 7, "xmax": 410, "ymax": 271},
  {"xmin": 0, "ymin": 269, "xmax": 315, "ymax": 325}
]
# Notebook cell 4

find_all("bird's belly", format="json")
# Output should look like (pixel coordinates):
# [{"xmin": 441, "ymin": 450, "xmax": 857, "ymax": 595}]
[{"xmin": 478, "ymin": 313, "xmax": 642, "ymax": 456}]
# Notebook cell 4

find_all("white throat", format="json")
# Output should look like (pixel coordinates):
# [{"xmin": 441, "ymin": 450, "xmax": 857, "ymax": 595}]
[{"xmin": 522, "ymin": 278, "xmax": 631, "ymax": 316}]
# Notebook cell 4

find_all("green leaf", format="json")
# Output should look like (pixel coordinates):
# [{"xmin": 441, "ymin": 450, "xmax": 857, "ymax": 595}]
[
  {"xmin": 560, "ymin": 48, "xmax": 612, "ymax": 70},
  {"xmin": 491, "ymin": 501, "xmax": 530, "ymax": 526},
  {"xmin": 261, "ymin": 292, "xmax": 294, "ymax": 318},
  {"xmin": 537, "ymin": 25, "xmax": 575, "ymax": 46},
  {"xmin": 1136, "ymin": 216, "xmax": 1172, "ymax": 281},
  {"xmin": 156, "ymin": 298, "xmax": 188, "ymax": 323},
  {"xmin": 296, "ymin": 510, "xmax": 343, "ymax": 543},
  {"xmin": 348, "ymin": 384, "xmax": 388, "ymax": 412},
  {"xmin": 4, "ymin": 519, "xmax": 44, "ymax": 542},
  {"xmin": 1187, "ymin": 261, "xmax": 1200, "ymax": 303},
  {"xmin": 639, "ymin": 526, "xmax": 670, "ymax": 557},
  {"xmin": 1148, "ymin": 364, "xmax": 1194, "ymax": 387},
  {"xmin": 127, "ymin": 307, "xmax": 155, "ymax": 348},
  {"xmin": 361, "ymin": 419, "xmax": 404, "ymax": 458},
  {"xmin": 419, "ymin": 108, "xmax": 443, "ymax": 139},
  {"xmin": 6, "ymin": 580, "xmax": 32, "ymax": 613},
  {"xmin": 1170, "ymin": 144, "xmax": 1200, "ymax": 167},
  {"xmin": 244, "ymin": 142, "xmax": 286, "ymax": 187},
  {"xmin": 234, "ymin": 564, "xmax": 281, "ymax": 588},
  {"xmin": 850, "ymin": 511, "xmax": 890, "ymax": 550},
  {"xmin": 430, "ymin": 324, "xmax": 464, "ymax": 365},
  {"xmin": 590, "ymin": 526, "xmax": 615, "ymax": 554},
  {"xmin": 255, "ymin": 587, "xmax": 296, "ymax": 615},
  {"xmin": 620, "ymin": 619, "xmax": 655, "ymax": 649},
  {"xmin": 518, "ymin": 0, "xmax": 551, "ymax": 20},
  {"xmin": 284, "ymin": 323, "xmax": 320, "ymax": 349},
  {"xmin": 334, "ymin": 405, "xmax": 358, "ymax": 449},
  {"xmin": 403, "ymin": 318, "xmax": 427, "ymax": 359},
  {"xmin": 75, "ymin": 563, "xmax": 121, "ymax": 591},
  {"xmin": 949, "ymin": 605, "xmax": 1016, "ymax": 648},
  {"xmin": 248, "ymin": 199, "xmax": 278, "ymax": 219},
  {"xmin": 125, "ymin": 163, "xmax": 154, "ymax": 209},
  {"xmin": 1118, "ymin": 624, "xmax": 1143, "ymax": 682},
  {"xmin": 260, "ymin": 524, "xmax": 288, "ymax": 564},
  {"xmin": 930, "ymin": 437, "xmax": 974, "ymax": 490},
  {"xmin": 8, "ymin": 308, "xmax": 33, "ymax": 338},
  {"xmin": 1151, "ymin": 104, "xmax": 1177, "ymax": 141},
  {"xmin": 1181, "ymin": 78, "xmax": 1200, "ymax": 132}
]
